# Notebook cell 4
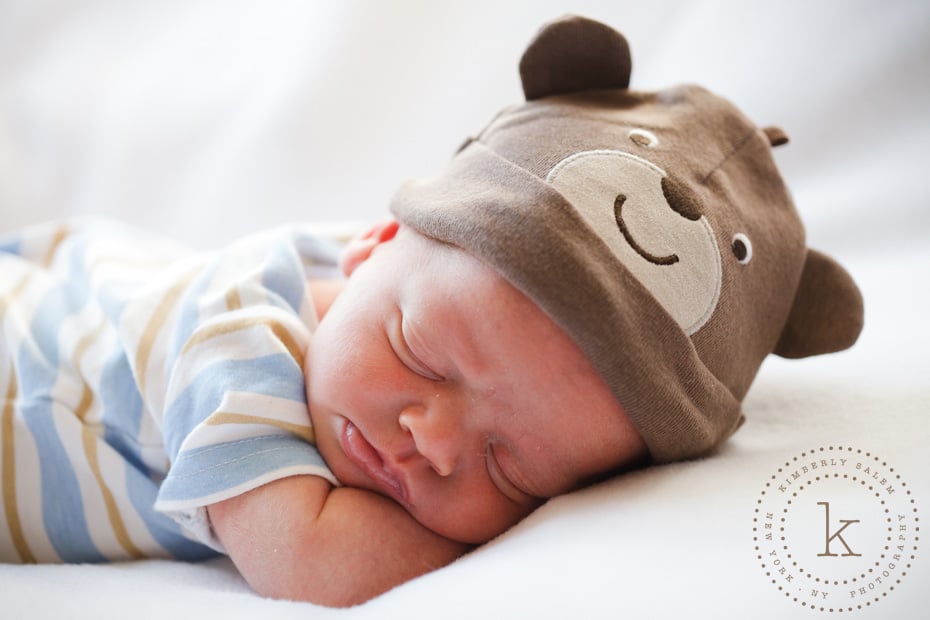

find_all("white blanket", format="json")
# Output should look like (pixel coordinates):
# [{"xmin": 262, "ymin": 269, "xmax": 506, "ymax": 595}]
[{"xmin": 1, "ymin": 1, "xmax": 928, "ymax": 618}]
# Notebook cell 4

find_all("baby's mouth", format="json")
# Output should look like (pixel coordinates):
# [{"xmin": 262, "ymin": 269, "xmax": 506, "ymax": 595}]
[{"xmin": 340, "ymin": 420, "xmax": 408, "ymax": 502}]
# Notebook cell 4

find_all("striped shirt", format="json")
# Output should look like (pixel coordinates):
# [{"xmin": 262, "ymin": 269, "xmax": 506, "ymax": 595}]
[{"xmin": 0, "ymin": 218, "xmax": 341, "ymax": 563}]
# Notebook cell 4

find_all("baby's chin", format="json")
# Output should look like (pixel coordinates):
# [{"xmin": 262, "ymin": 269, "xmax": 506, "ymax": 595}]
[{"xmin": 408, "ymin": 497, "xmax": 539, "ymax": 546}]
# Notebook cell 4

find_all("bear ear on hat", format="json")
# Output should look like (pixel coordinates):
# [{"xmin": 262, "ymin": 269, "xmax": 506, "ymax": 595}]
[
  {"xmin": 774, "ymin": 249, "xmax": 864, "ymax": 359},
  {"xmin": 519, "ymin": 15, "xmax": 632, "ymax": 101},
  {"xmin": 762, "ymin": 126, "xmax": 790, "ymax": 147}
]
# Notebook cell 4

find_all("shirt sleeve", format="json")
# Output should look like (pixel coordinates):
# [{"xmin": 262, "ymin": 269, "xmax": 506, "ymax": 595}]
[{"xmin": 119, "ymin": 227, "xmax": 339, "ymax": 551}]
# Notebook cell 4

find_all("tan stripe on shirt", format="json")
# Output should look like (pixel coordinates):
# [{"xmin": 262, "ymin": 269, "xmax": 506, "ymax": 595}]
[{"xmin": 73, "ymin": 317, "xmax": 146, "ymax": 559}]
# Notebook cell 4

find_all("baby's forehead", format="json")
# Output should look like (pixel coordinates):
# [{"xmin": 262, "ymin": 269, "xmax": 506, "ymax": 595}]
[
  {"xmin": 397, "ymin": 227, "xmax": 514, "ymax": 293},
  {"xmin": 400, "ymin": 228, "xmax": 596, "ymax": 370}
]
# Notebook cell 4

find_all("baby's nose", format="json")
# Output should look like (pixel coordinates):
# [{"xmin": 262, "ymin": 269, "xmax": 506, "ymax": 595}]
[{"xmin": 398, "ymin": 402, "xmax": 460, "ymax": 477}]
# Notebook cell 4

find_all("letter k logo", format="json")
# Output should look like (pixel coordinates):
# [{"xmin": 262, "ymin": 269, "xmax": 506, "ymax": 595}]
[{"xmin": 816, "ymin": 501, "xmax": 862, "ymax": 557}]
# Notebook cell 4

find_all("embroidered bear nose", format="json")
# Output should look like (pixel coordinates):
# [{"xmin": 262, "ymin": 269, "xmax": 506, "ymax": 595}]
[{"xmin": 661, "ymin": 174, "xmax": 702, "ymax": 222}]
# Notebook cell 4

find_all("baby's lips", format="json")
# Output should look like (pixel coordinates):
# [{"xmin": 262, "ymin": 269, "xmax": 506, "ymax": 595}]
[{"xmin": 342, "ymin": 420, "xmax": 408, "ymax": 502}]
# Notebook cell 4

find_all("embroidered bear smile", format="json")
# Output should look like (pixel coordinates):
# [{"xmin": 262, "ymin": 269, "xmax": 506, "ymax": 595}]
[{"xmin": 614, "ymin": 193, "xmax": 679, "ymax": 266}]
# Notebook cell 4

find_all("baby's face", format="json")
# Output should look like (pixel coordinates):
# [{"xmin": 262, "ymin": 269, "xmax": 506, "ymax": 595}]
[{"xmin": 306, "ymin": 225, "xmax": 646, "ymax": 543}]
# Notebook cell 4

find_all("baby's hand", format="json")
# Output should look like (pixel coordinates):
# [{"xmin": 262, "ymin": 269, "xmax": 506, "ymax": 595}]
[{"xmin": 207, "ymin": 475, "xmax": 468, "ymax": 607}]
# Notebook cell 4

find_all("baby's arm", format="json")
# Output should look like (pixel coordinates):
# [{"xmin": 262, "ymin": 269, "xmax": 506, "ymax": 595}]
[{"xmin": 207, "ymin": 475, "xmax": 469, "ymax": 607}]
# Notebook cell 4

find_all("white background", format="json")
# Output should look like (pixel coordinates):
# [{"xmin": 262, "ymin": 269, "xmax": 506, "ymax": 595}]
[{"xmin": 2, "ymin": 0, "xmax": 928, "ymax": 258}]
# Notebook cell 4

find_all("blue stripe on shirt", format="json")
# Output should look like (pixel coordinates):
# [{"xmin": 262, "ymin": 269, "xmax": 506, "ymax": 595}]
[
  {"xmin": 0, "ymin": 235, "xmax": 21, "ymax": 256},
  {"xmin": 157, "ymin": 433, "xmax": 329, "ymax": 504},
  {"xmin": 162, "ymin": 352, "xmax": 306, "ymax": 460},
  {"xmin": 99, "ymin": 349, "xmax": 151, "ymax": 477},
  {"xmin": 261, "ymin": 240, "xmax": 306, "ymax": 314}
]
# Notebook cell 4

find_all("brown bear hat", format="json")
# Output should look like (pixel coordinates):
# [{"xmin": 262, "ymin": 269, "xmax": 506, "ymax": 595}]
[{"xmin": 390, "ymin": 15, "xmax": 864, "ymax": 462}]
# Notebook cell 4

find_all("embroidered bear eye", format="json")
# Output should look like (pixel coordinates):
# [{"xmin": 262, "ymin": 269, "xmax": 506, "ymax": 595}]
[
  {"xmin": 628, "ymin": 128, "xmax": 658, "ymax": 148},
  {"xmin": 732, "ymin": 233, "xmax": 752, "ymax": 264}
]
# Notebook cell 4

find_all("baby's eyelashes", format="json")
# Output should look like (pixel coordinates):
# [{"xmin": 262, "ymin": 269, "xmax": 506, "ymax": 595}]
[
  {"xmin": 485, "ymin": 442, "xmax": 538, "ymax": 505},
  {"xmin": 399, "ymin": 316, "xmax": 444, "ymax": 381}
]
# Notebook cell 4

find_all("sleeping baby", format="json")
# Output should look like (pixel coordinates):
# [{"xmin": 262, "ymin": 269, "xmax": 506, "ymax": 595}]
[{"xmin": 0, "ymin": 16, "xmax": 863, "ymax": 606}]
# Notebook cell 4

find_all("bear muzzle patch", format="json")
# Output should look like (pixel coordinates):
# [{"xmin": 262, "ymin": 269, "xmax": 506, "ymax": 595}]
[{"xmin": 547, "ymin": 149, "xmax": 723, "ymax": 335}]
